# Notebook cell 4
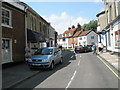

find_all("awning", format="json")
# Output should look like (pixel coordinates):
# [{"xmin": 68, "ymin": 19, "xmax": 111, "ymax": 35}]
[{"xmin": 27, "ymin": 29, "xmax": 46, "ymax": 43}]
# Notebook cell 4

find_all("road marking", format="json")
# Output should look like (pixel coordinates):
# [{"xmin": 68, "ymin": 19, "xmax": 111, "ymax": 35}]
[
  {"xmin": 97, "ymin": 56, "xmax": 120, "ymax": 79},
  {"xmin": 71, "ymin": 56, "xmax": 74, "ymax": 58},
  {"xmin": 66, "ymin": 70, "xmax": 77, "ymax": 89},
  {"xmin": 80, "ymin": 56, "xmax": 81, "ymax": 57},
  {"xmin": 78, "ymin": 60, "xmax": 81, "ymax": 66}
]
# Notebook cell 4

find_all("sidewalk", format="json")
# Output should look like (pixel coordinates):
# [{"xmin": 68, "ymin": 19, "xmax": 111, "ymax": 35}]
[
  {"xmin": 2, "ymin": 63, "xmax": 40, "ymax": 89},
  {"xmin": 98, "ymin": 52, "xmax": 120, "ymax": 72}
]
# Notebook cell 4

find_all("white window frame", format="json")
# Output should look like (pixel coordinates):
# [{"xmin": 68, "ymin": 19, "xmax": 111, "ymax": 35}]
[{"xmin": 2, "ymin": 7, "xmax": 12, "ymax": 28}]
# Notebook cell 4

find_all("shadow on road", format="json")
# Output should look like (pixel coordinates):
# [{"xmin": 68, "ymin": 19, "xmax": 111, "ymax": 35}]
[{"xmin": 9, "ymin": 50, "xmax": 77, "ymax": 89}]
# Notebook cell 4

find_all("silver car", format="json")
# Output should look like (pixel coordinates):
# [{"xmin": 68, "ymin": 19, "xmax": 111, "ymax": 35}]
[{"xmin": 28, "ymin": 47, "xmax": 63, "ymax": 70}]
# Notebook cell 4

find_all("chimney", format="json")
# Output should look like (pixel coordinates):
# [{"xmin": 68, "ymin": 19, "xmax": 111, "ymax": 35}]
[
  {"xmin": 72, "ymin": 25, "xmax": 75, "ymax": 29},
  {"xmin": 68, "ymin": 27, "xmax": 71, "ymax": 30}
]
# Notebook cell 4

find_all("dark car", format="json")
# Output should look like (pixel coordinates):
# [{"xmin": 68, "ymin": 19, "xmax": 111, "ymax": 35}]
[
  {"xmin": 86, "ymin": 45, "xmax": 92, "ymax": 52},
  {"xmin": 83, "ymin": 45, "xmax": 92, "ymax": 52},
  {"xmin": 74, "ymin": 46, "xmax": 85, "ymax": 53}
]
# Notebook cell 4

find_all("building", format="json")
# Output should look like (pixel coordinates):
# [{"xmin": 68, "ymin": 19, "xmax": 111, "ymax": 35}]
[
  {"xmin": 78, "ymin": 30, "xmax": 98, "ymax": 46},
  {"xmin": 96, "ymin": 11, "xmax": 107, "ymax": 47},
  {"xmin": 49, "ymin": 25, "xmax": 56, "ymax": 47},
  {"xmin": 73, "ymin": 30, "xmax": 83, "ymax": 47},
  {"xmin": 97, "ymin": 0, "xmax": 120, "ymax": 53},
  {"xmin": 1, "ymin": 1, "xmax": 26, "ymax": 64},
  {"xmin": 63, "ymin": 24, "xmax": 81, "ymax": 49},
  {"xmin": 0, "ymin": 1, "xmax": 2, "ymax": 65},
  {"xmin": 21, "ymin": 2, "xmax": 50, "ymax": 53}
]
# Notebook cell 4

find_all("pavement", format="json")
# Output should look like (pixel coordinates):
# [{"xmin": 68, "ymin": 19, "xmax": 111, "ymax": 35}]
[
  {"xmin": 2, "ymin": 50, "xmax": 69, "ymax": 89},
  {"xmin": 98, "ymin": 52, "xmax": 120, "ymax": 72}
]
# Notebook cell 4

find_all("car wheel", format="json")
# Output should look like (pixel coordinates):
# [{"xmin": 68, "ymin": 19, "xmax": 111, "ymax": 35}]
[
  {"xmin": 50, "ymin": 62, "xmax": 54, "ymax": 70},
  {"xmin": 59, "ymin": 57, "xmax": 63, "ymax": 64}
]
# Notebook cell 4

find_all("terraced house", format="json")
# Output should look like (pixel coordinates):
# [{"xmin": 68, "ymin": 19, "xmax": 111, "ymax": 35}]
[{"xmin": 1, "ymin": 1, "xmax": 26, "ymax": 64}]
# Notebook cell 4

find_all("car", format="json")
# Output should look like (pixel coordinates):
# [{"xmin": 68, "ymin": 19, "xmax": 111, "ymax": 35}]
[
  {"xmin": 27, "ymin": 47, "xmax": 63, "ymax": 70},
  {"xmin": 86, "ymin": 45, "xmax": 92, "ymax": 52},
  {"xmin": 74, "ymin": 46, "xmax": 85, "ymax": 53}
]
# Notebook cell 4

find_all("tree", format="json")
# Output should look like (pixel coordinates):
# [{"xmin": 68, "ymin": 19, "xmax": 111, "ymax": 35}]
[{"xmin": 82, "ymin": 20, "xmax": 98, "ymax": 31}]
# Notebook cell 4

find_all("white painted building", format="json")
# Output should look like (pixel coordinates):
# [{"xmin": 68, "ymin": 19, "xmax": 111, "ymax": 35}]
[
  {"xmin": 106, "ymin": 16, "xmax": 120, "ymax": 53},
  {"xmin": 78, "ymin": 30, "xmax": 98, "ymax": 46}
]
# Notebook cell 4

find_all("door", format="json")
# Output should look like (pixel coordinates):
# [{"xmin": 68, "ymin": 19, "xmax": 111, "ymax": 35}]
[{"xmin": 2, "ymin": 39, "xmax": 12, "ymax": 64}]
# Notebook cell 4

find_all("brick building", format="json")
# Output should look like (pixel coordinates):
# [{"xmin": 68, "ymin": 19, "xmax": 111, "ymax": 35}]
[{"xmin": 1, "ymin": 2, "xmax": 26, "ymax": 64}]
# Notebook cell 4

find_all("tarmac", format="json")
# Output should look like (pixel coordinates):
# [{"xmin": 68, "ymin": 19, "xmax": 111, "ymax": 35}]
[{"xmin": 2, "ymin": 50, "xmax": 120, "ymax": 89}]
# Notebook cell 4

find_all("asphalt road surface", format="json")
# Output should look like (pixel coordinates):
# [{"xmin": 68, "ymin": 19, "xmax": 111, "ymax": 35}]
[{"xmin": 14, "ymin": 51, "xmax": 119, "ymax": 89}]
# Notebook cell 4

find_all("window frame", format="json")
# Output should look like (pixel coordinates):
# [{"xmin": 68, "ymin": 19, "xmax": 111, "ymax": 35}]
[{"xmin": 2, "ymin": 7, "xmax": 12, "ymax": 27}]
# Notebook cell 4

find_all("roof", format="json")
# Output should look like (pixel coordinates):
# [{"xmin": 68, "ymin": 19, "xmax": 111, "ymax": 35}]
[
  {"xmin": 63, "ymin": 28, "xmax": 77, "ymax": 34},
  {"xmin": 63, "ymin": 28, "xmax": 77, "ymax": 38},
  {"xmin": 96, "ymin": 11, "xmax": 105, "ymax": 17},
  {"xmin": 79, "ymin": 30, "xmax": 92, "ymax": 36},
  {"xmin": 73, "ymin": 30, "xmax": 83, "ymax": 37}
]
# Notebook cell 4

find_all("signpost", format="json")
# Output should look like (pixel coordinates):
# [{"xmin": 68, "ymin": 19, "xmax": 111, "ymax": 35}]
[{"xmin": 102, "ymin": 29, "xmax": 107, "ymax": 52}]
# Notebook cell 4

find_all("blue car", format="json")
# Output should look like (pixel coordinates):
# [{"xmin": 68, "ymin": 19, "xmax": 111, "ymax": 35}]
[{"xmin": 28, "ymin": 47, "xmax": 63, "ymax": 70}]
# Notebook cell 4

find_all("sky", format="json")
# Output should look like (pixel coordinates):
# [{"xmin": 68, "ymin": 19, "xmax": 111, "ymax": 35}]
[{"xmin": 20, "ymin": 1, "xmax": 104, "ymax": 34}]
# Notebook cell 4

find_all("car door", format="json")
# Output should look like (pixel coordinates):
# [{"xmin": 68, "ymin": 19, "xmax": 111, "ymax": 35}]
[{"xmin": 54, "ymin": 48, "xmax": 60, "ymax": 64}]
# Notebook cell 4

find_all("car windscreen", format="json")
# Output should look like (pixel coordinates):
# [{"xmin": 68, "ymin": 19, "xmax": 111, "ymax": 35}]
[{"xmin": 34, "ymin": 49, "xmax": 53, "ymax": 55}]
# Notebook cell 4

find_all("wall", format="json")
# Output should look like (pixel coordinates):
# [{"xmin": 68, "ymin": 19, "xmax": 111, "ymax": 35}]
[
  {"xmin": 97, "ymin": 12, "xmax": 107, "ymax": 31},
  {"xmin": 87, "ymin": 31, "xmax": 98, "ymax": 45},
  {"xmin": 2, "ymin": 3, "xmax": 25, "ymax": 63}
]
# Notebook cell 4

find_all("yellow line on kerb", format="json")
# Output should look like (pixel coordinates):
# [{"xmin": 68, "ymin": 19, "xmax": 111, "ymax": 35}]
[{"xmin": 97, "ymin": 56, "xmax": 120, "ymax": 79}]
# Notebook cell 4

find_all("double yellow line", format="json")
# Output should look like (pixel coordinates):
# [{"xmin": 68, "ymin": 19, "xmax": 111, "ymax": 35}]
[{"xmin": 97, "ymin": 56, "xmax": 120, "ymax": 79}]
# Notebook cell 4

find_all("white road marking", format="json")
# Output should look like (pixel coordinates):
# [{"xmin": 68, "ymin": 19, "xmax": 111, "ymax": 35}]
[
  {"xmin": 71, "ymin": 56, "xmax": 74, "ymax": 58},
  {"xmin": 78, "ymin": 60, "xmax": 81, "ymax": 66},
  {"xmin": 80, "ymin": 56, "xmax": 81, "ymax": 57},
  {"xmin": 66, "ymin": 70, "xmax": 77, "ymax": 89}
]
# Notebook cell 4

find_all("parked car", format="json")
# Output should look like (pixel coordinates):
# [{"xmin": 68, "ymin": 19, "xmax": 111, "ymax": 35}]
[
  {"xmin": 74, "ymin": 46, "xmax": 85, "ymax": 53},
  {"xmin": 83, "ymin": 45, "xmax": 92, "ymax": 52},
  {"xmin": 86, "ymin": 45, "xmax": 92, "ymax": 52},
  {"xmin": 28, "ymin": 47, "xmax": 63, "ymax": 70}
]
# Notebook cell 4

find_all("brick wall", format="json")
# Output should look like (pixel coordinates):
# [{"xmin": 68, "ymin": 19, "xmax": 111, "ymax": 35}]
[{"xmin": 2, "ymin": 3, "xmax": 25, "ymax": 63}]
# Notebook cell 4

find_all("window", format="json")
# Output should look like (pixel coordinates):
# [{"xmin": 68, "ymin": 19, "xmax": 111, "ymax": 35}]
[
  {"xmin": 2, "ymin": 8, "xmax": 11, "ymax": 26},
  {"xmin": 30, "ymin": 15, "xmax": 33, "ymax": 30},
  {"xmin": 91, "ymin": 36, "xmax": 94, "ymax": 39},
  {"xmin": 39, "ymin": 22, "xmax": 42, "ymax": 32},
  {"xmin": 79, "ymin": 37, "xmax": 82, "ymax": 40}
]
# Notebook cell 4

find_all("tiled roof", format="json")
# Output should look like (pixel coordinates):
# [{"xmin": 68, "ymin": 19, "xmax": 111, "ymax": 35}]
[
  {"xmin": 79, "ymin": 30, "xmax": 92, "ymax": 36},
  {"xmin": 74, "ymin": 30, "xmax": 83, "ymax": 37},
  {"xmin": 63, "ymin": 28, "xmax": 77, "ymax": 34}
]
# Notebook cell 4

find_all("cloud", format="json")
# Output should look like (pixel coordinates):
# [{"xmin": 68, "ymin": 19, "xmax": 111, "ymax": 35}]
[{"xmin": 43, "ymin": 12, "xmax": 90, "ymax": 34}]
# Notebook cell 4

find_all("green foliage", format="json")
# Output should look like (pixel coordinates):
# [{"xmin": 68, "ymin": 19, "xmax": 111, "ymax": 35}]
[{"xmin": 82, "ymin": 20, "xmax": 98, "ymax": 31}]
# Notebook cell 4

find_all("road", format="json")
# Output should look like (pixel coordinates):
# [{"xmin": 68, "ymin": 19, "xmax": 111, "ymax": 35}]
[{"xmin": 14, "ymin": 51, "xmax": 119, "ymax": 89}]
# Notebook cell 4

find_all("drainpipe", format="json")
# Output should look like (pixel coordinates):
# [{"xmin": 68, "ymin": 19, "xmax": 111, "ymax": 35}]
[
  {"xmin": 25, "ymin": 6, "xmax": 28, "ymax": 48},
  {"xmin": 0, "ymin": 1, "xmax": 2, "ymax": 90}
]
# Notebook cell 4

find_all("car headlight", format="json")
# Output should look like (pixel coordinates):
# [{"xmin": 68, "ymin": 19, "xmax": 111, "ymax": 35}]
[
  {"xmin": 28, "ymin": 58, "xmax": 32, "ymax": 62},
  {"xmin": 42, "ymin": 59, "xmax": 49, "ymax": 62}
]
